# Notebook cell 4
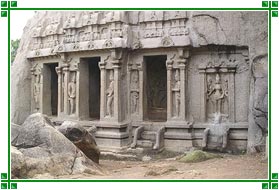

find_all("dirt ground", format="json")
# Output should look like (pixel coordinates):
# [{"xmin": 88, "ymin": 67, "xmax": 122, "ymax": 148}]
[{"xmin": 59, "ymin": 153, "xmax": 268, "ymax": 179}]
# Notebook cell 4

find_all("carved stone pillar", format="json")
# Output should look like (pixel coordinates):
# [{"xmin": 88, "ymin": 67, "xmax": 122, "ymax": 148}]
[
  {"xmin": 55, "ymin": 66, "xmax": 62, "ymax": 116},
  {"xmin": 30, "ymin": 67, "xmax": 42, "ymax": 113},
  {"xmin": 178, "ymin": 59, "xmax": 187, "ymax": 121},
  {"xmin": 74, "ymin": 68, "xmax": 79, "ymax": 117},
  {"xmin": 138, "ymin": 63, "xmax": 144, "ymax": 121},
  {"xmin": 99, "ymin": 60, "xmax": 106, "ymax": 120},
  {"xmin": 63, "ymin": 64, "xmax": 70, "ymax": 115},
  {"xmin": 166, "ymin": 59, "xmax": 173, "ymax": 120},
  {"xmin": 30, "ymin": 68, "xmax": 35, "ymax": 112},
  {"xmin": 228, "ymin": 70, "xmax": 235, "ymax": 123},
  {"xmin": 199, "ymin": 69, "xmax": 207, "ymax": 122},
  {"xmin": 128, "ymin": 61, "xmax": 142, "ymax": 121},
  {"xmin": 112, "ymin": 60, "xmax": 121, "ymax": 122},
  {"xmin": 39, "ymin": 72, "xmax": 44, "ymax": 114}
]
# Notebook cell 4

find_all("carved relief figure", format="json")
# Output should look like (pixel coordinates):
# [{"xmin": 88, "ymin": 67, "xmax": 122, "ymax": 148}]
[
  {"xmin": 172, "ymin": 70, "xmax": 181, "ymax": 117},
  {"xmin": 68, "ymin": 73, "xmax": 76, "ymax": 115},
  {"xmin": 33, "ymin": 75, "xmax": 41, "ymax": 112},
  {"xmin": 207, "ymin": 73, "xmax": 225, "ymax": 123},
  {"xmin": 130, "ymin": 70, "xmax": 139, "ymax": 114},
  {"xmin": 131, "ymin": 71, "xmax": 139, "ymax": 89},
  {"xmin": 61, "ymin": 72, "xmax": 65, "ymax": 111},
  {"xmin": 106, "ymin": 71, "xmax": 114, "ymax": 117},
  {"xmin": 131, "ymin": 92, "xmax": 139, "ymax": 114}
]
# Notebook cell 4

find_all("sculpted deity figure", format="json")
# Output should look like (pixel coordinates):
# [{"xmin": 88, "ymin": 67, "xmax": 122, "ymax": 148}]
[
  {"xmin": 207, "ymin": 73, "xmax": 225, "ymax": 123},
  {"xmin": 68, "ymin": 73, "xmax": 76, "ymax": 115},
  {"xmin": 33, "ymin": 75, "xmax": 41, "ymax": 112},
  {"xmin": 106, "ymin": 71, "xmax": 114, "ymax": 117},
  {"xmin": 131, "ymin": 92, "xmax": 139, "ymax": 114},
  {"xmin": 173, "ymin": 70, "xmax": 180, "ymax": 117},
  {"xmin": 131, "ymin": 71, "xmax": 139, "ymax": 89}
]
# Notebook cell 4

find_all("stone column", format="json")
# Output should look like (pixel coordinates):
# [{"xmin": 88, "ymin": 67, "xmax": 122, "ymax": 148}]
[
  {"xmin": 55, "ymin": 66, "xmax": 62, "ymax": 116},
  {"xmin": 138, "ymin": 62, "xmax": 144, "ymax": 121},
  {"xmin": 39, "ymin": 73, "xmax": 43, "ymax": 113},
  {"xmin": 63, "ymin": 64, "xmax": 70, "ymax": 115},
  {"xmin": 228, "ymin": 71, "xmax": 235, "ymax": 122},
  {"xmin": 199, "ymin": 69, "xmax": 206, "ymax": 122},
  {"xmin": 75, "ymin": 69, "xmax": 80, "ymax": 117},
  {"xmin": 127, "ymin": 65, "xmax": 131, "ymax": 117},
  {"xmin": 112, "ymin": 60, "xmax": 121, "ymax": 122},
  {"xmin": 30, "ymin": 68, "xmax": 35, "ymax": 112},
  {"xmin": 99, "ymin": 60, "xmax": 106, "ymax": 120},
  {"xmin": 178, "ymin": 59, "xmax": 187, "ymax": 120},
  {"xmin": 166, "ymin": 59, "xmax": 173, "ymax": 120}
]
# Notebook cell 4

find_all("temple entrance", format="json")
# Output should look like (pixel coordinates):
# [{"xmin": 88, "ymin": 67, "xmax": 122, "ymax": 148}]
[
  {"xmin": 80, "ymin": 57, "xmax": 101, "ymax": 120},
  {"xmin": 144, "ymin": 55, "xmax": 167, "ymax": 121},
  {"xmin": 42, "ymin": 63, "xmax": 58, "ymax": 116}
]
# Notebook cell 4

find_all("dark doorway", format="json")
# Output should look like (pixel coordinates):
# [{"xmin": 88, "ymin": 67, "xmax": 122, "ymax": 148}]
[
  {"xmin": 43, "ymin": 63, "xmax": 58, "ymax": 116},
  {"xmin": 80, "ymin": 57, "xmax": 101, "ymax": 120},
  {"xmin": 88, "ymin": 57, "xmax": 101, "ymax": 119},
  {"xmin": 144, "ymin": 55, "xmax": 167, "ymax": 121}
]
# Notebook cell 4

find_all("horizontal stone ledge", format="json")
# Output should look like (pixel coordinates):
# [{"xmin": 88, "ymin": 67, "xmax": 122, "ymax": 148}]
[
  {"xmin": 27, "ymin": 39, "xmax": 128, "ymax": 58},
  {"xmin": 165, "ymin": 130, "xmax": 247, "ymax": 140},
  {"xmin": 229, "ymin": 133, "xmax": 248, "ymax": 140},
  {"xmin": 51, "ymin": 117, "xmax": 129, "ymax": 128},
  {"xmin": 192, "ymin": 122, "xmax": 249, "ymax": 129},
  {"xmin": 95, "ymin": 131, "xmax": 129, "ymax": 139},
  {"xmin": 140, "ymin": 36, "xmax": 191, "ymax": 49},
  {"xmin": 164, "ymin": 132, "xmax": 193, "ymax": 140},
  {"xmin": 191, "ymin": 133, "xmax": 247, "ymax": 140},
  {"xmin": 96, "ymin": 122, "xmax": 129, "ymax": 129}
]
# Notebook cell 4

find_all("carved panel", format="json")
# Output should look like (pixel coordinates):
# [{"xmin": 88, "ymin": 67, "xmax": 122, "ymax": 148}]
[
  {"xmin": 31, "ymin": 64, "xmax": 42, "ymax": 112},
  {"xmin": 106, "ymin": 70, "xmax": 114, "ymax": 117},
  {"xmin": 130, "ymin": 70, "xmax": 139, "ymax": 115},
  {"xmin": 206, "ymin": 73, "xmax": 229, "ymax": 123},
  {"xmin": 172, "ymin": 69, "xmax": 181, "ymax": 118},
  {"xmin": 28, "ymin": 11, "xmax": 192, "ymax": 57},
  {"xmin": 199, "ymin": 59, "xmax": 237, "ymax": 124},
  {"xmin": 68, "ymin": 71, "xmax": 77, "ymax": 115}
]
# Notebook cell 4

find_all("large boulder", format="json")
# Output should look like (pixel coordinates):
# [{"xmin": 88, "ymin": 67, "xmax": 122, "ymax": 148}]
[
  {"xmin": 11, "ymin": 113, "xmax": 103, "ymax": 178},
  {"xmin": 57, "ymin": 121, "xmax": 100, "ymax": 163},
  {"xmin": 11, "ymin": 12, "xmax": 49, "ymax": 125},
  {"xmin": 247, "ymin": 54, "xmax": 268, "ymax": 153}
]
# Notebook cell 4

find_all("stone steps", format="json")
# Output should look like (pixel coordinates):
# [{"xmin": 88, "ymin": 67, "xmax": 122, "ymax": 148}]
[
  {"xmin": 141, "ymin": 131, "xmax": 156, "ymax": 141},
  {"xmin": 137, "ymin": 139, "xmax": 154, "ymax": 148}
]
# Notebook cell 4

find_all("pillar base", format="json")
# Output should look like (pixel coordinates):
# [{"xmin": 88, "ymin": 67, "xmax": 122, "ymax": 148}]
[{"xmin": 95, "ymin": 121, "xmax": 132, "ymax": 148}]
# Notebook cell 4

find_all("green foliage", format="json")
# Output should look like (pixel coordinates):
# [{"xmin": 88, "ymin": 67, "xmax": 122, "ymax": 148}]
[
  {"xmin": 179, "ymin": 150, "xmax": 223, "ymax": 163},
  {"xmin": 11, "ymin": 39, "xmax": 20, "ymax": 64}
]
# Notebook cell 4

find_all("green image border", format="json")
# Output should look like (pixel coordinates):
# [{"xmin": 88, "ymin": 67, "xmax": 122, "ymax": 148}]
[{"xmin": 1, "ymin": 0, "xmax": 278, "ymax": 189}]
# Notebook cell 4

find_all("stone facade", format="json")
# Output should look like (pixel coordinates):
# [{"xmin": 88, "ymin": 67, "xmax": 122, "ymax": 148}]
[{"xmin": 11, "ymin": 11, "xmax": 268, "ymax": 153}]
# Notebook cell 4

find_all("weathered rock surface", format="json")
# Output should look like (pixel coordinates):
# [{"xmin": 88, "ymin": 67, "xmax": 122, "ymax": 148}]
[
  {"xmin": 11, "ymin": 113, "xmax": 103, "ymax": 178},
  {"xmin": 57, "ymin": 121, "xmax": 100, "ymax": 163},
  {"xmin": 11, "ymin": 12, "xmax": 50, "ymax": 125},
  {"xmin": 248, "ymin": 54, "xmax": 268, "ymax": 153}
]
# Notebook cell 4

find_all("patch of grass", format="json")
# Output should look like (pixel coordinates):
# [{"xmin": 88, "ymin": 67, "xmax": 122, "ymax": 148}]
[{"xmin": 179, "ymin": 150, "xmax": 222, "ymax": 163}]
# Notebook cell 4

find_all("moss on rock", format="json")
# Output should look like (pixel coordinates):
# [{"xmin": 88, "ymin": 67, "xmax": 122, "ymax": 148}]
[{"xmin": 179, "ymin": 150, "xmax": 222, "ymax": 163}]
